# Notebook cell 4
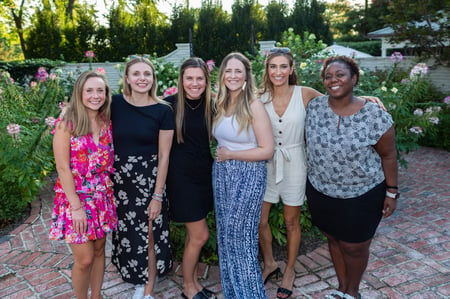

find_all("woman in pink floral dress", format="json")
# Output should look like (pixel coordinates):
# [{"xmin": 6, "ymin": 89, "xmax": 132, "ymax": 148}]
[{"xmin": 49, "ymin": 70, "xmax": 118, "ymax": 299}]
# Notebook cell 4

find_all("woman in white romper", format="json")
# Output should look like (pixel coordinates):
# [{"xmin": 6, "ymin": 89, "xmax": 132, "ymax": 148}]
[
  {"xmin": 258, "ymin": 48, "xmax": 385, "ymax": 299},
  {"xmin": 258, "ymin": 47, "xmax": 322, "ymax": 299}
]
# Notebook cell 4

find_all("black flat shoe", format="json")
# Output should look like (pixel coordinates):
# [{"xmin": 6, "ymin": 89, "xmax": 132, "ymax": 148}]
[
  {"xmin": 181, "ymin": 291, "xmax": 208, "ymax": 299},
  {"xmin": 264, "ymin": 267, "xmax": 281, "ymax": 284},
  {"xmin": 276, "ymin": 287, "xmax": 293, "ymax": 299},
  {"xmin": 201, "ymin": 287, "xmax": 216, "ymax": 299}
]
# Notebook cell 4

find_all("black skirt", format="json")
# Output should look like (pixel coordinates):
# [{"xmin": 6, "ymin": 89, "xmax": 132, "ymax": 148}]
[{"xmin": 306, "ymin": 179, "xmax": 386, "ymax": 243}]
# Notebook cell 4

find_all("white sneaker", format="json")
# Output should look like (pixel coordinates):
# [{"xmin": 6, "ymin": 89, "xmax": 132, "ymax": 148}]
[
  {"xmin": 132, "ymin": 284, "xmax": 145, "ymax": 299},
  {"xmin": 143, "ymin": 296, "xmax": 154, "ymax": 299}
]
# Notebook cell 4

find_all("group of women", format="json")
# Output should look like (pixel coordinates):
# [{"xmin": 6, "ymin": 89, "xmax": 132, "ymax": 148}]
[{"xmin": 49, "ymin": 48, "xmax": 398, "ymax": 299}]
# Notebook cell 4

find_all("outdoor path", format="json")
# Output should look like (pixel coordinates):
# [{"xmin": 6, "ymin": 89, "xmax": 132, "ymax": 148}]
[{"xmin": 0, "ymin": 147, "xmax": 449, "ymax": 299}]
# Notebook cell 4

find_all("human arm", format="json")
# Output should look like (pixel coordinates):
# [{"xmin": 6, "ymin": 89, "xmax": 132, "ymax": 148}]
[
  {"xmin": 53, "ymin": 122, "xmax": 87, "ymax": 233},
  {"xmin": 373, "ymin": 126, "xmax": 398, "ymax": 218},
  {"xmin": 148, "ymin": 129, "xmax": 174, "ymax": 221},
  {"xmin": 215, "ymin": 99, "xmax": 274, "ymax": 162},
  {"xmin": 360, "ymin": 96, "xmax": 386, "ymax": 111},
  {"xmin": 301, "ymin": 86, "xmax": 323, "ymax": 107}
]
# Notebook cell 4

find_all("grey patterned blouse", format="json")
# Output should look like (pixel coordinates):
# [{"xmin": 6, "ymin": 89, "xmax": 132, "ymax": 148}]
[{"xmin": 305, "ymin": 95, "xmax": 393, "ymax": 198}]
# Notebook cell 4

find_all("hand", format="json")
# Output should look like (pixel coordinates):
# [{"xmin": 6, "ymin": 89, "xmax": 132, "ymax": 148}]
[
  {"xmin": 382, "ymin": 197, "xmax": 397, "ymax": 218},
  {"xmin": 215, "ymin": 146, "xmax": 230, "ymax": 162},
  {"xmin": 148, "ymin": 199, "xmax": 162, "ymax": 221},
  {"xmin": 71, "ymin": 208, "xmax": 87, "ymax": 234},
  {"xmin": 361, "ymin": 96, "xmax": 387, "ymax": 111}
]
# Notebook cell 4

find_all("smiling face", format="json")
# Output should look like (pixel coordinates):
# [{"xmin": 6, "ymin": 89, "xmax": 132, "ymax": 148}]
[
  {"xmin": 323, "ymin": 62, "xmax": 356, "ymax": 99},
  {"xmin": 267, "ymin": 55, "xmax": 293, "ymax": 87},
  {"xmin": 82, "ymin": 77, "xmax": 106, "ymax": 113},
  {"xmin": 183, "ymin": 67, "xmax": 206, "ymax": 100},
  {"xmin": 126, "ymin": 62, "xmax": 154, "ymax": 95},
  {"xmin": 223, "ymin": 58, "xmax": 246, "ymax": 93}
]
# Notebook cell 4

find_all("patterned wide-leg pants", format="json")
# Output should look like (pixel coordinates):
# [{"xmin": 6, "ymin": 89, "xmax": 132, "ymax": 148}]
[{"xmin": 212, "ymin": 159, "xmax": 268, "ymax": 299}]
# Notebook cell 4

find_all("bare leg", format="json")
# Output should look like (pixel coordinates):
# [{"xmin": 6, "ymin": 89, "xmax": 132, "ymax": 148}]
[
  {"xmin": 90, "ymin": 237, "xmax": 106, "ymax": 299},
  {"xmin": 279, "ymin": 205, "xmax": 302, "ymax": 291},
  {"xmin": 144, "ymin": 221, "xmax": 157, "ymax": 297},
  {"xmin": 182, "ymin": 219, "xmax": 209, "ymax": 298},
  {"xmin": 70, "ymin": 241, "xmax": 95, "ymax": 299},
  {"xmin": 340, "ymin": 239, "xmax": 372, "ymax": 297},
  {"xmin": 259, "ymin": 202, "xmax": 279, "ymax": 281},
  {"xmin": 323, "ymin": 232, "xmax": 348, "ymax": 294}
]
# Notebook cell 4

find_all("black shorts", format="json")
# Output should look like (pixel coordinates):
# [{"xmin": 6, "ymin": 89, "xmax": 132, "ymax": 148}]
[{"xmin": 306, "ymin": 179, "xmax": 385, "ymax": 243}]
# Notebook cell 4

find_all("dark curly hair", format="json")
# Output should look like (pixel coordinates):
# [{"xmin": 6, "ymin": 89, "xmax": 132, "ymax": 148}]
[{"xmin": 320, "ymin": 55, "xmax": 360, "ymax": 86}]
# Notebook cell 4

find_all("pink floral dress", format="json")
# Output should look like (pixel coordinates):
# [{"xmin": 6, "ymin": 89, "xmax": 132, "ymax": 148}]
[{"xmin": 49, "ymin": 119, "xmax": 118, "ymax": 244}]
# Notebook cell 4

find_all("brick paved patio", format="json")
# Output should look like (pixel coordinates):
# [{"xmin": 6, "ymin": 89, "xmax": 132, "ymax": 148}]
[{"xmin": 0, "ymin": 147, "xmax": 448, "ymax": 298}]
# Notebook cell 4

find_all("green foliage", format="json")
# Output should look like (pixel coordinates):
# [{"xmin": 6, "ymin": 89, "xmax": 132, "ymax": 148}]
[
  {"xmin": 419, "ymin": 101, "xmax": 450, "ymax": 151},
  {"xmin": 0, "ymin": 59, "xmax": 66, "ymax": 85},
  {"xmin": 169, "ymin": 211, "xmax": 218, "ymax": 263},
  {"xmin": 0, "ymin": 70, "xmax": 72, "ymax": 221}
]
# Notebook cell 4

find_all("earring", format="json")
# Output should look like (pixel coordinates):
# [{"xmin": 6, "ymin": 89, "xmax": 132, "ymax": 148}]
[{"xmin": 242, "ymin": 81, "xmax": 247, "ymax": 91}]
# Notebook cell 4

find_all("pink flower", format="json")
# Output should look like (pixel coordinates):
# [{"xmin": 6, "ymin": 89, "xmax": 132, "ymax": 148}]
[
  {"xmin": 6, "ymin": 123, "xmax": 21, "ymax": 138},
  {"xmin": 163, "ymin": 87, "xmax": 178, "ymax": 98},
  {"xmin": 410, "ymin": 63, "xmax": 428, "ymax": 79},
  {"xmin": 206, "ymin": 60, "xmax": 215, "ymax": 72},
  {"xmin": 45, "ymin": 116, "xmax": 56, "ymax": 127},
  {"xmin": 85, "ymin": 50, "xmax": 95, "ymax": 58},
  {"xmin": 35, "ymin": 67, "xmax": 48, "ymax": 82},
  {"xmin": 444, "ymin": 96, "xmax": 450, "ymax": 106},
  {"xmin": 30, "ymin": 81, "xmax": 37, "ymax": 88},
  {"xmin": 96, "ymin": 67, "xmax": 106, "ymax": 74},
  {"xmin": 429, "ymin": 117, "xmax": 439, "ymax": 125},
  {"xmin": 409, "ymin": 126, "xmax": 423, "ymax": 135},
  {"xmin": 49, "ymin": 73, "xmax": 57, "ymax": 80},
  {"xmin": 413, "ymin": 109, "xmax": 423, "ymax": 116},
  {"xmin": 390, "ymin": 52, "xmax": 403, "ymax": 64},
  {"xmin": 401, "ymin": 78, "xmax": 410, "ymax": 85},
  {"xmin": 59, "ymin": 102, "xmax": 68, "ymax": 110}
]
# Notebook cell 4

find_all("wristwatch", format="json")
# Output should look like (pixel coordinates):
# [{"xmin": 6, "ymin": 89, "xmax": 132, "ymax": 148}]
[{"xmin": 386, "ymin": 190, "xmax": 400, "ymax": 200}]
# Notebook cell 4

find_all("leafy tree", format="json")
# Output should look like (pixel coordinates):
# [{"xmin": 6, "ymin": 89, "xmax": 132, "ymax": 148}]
[
  {"xmin": 384, "ymin": 0, "xmax": 449, "ymax": 64},
  {"xmin": 288, "ymin": 0, "xmax": 332, "ymax": 44},
  {"xmin": 230, "ymin": 0, "xmax": 266, "ymax": 55},
  {"xmin": 166, "ymin": 5, "xmax": 196, "ymax": 52},
  {"xmin": 195, "ymin": 2, "xmax": 230, "ymax": 63},
  {"xmin": 264, "ymin": 0, "xmax": 289, "ymax": 42}
]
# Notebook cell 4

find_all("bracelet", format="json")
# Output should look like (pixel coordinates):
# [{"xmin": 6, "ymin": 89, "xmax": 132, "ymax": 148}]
[
  {"xmin": 71, "ymin": 206, "xmax": 83, "ymax": 212},
  {"xmin": 152, "ymin": 193, "xmax": 163, "ymax": 202},
  {"xmin": 386, "ymin": 185, "xmax": 398, "ymax": 189}
]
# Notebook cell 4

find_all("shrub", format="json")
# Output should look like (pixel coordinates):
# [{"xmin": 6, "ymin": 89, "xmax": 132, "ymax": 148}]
[{"xmin": 0, "ymin": 70, "xmax": 71, "ymax": 222}]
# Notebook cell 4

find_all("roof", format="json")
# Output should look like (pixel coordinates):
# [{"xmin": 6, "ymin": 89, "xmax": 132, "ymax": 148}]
[{"xmin": 322, "ymin": 44, "xmax": 373, "ymax": 58}]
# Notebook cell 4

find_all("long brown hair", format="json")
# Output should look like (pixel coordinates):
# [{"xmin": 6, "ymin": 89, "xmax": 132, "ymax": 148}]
[
  {"xmin": 62, "ymin": 70, "xmax": 111, "ymax": 136},
  {"xmin": 175, "ymin": 57, "xmax": 212, "ymax": 143},
  {"xmin": 259, "ymin": 47, "xmax": 298, "ymax": 99}
]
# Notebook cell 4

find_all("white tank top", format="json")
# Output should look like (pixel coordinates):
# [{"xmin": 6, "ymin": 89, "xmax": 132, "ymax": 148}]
[{"xmin": 213, "ymin": 115, "xmax": 257, "ymax": 151}]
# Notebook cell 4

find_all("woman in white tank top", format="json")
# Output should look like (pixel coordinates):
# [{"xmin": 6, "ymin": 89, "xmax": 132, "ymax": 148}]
[{"xmin": 212, "ymin": 52, "xmax": 274, "ymax": 299}]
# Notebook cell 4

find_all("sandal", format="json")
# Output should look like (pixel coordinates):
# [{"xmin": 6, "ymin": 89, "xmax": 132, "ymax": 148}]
[
  {"xmin": 325, "ymin": 290, "xmax": 345, "ymax": 299},
  {"xmin": 276, "ymin": 287, "xmax": 293, "ymax": 299}
]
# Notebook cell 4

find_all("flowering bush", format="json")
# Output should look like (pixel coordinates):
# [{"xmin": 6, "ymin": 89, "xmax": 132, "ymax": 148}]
[{"xmin": 0, "ymin": 70, "xmax": 72, "ymax": 222}]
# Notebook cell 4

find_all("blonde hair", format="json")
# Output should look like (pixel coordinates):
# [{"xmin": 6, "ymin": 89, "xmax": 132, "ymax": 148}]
[
  {"xmin": 123, "ymin": 57, "xmax": 160, "ymax": 102},
  {"xmin": 213, "ymin": 52, "xmax": 255, "ymax": 133},
  {"xmin": 175, "ymin": 57, "xmax": 212, "ymax": 143},
  {"xmin": 62, "ymin": 70, "xmax": 111, "ymax": 136}
]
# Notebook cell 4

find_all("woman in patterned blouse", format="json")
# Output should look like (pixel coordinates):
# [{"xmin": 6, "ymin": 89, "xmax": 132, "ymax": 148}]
[{"xmin": 305, "ymin": 56, "xmax": 398, "ymax": 299}]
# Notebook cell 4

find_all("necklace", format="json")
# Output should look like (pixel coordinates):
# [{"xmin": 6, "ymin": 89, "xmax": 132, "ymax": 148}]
[{"xmin": 185, "ymin": 98, "xmax": 203, "ymax": 110}]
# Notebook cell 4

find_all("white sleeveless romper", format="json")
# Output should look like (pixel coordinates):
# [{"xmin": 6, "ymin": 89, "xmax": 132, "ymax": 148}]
[{"xmin": 262, "ymin": 86, "xmax": 307, "ymax": 206}]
